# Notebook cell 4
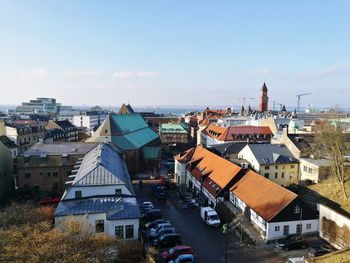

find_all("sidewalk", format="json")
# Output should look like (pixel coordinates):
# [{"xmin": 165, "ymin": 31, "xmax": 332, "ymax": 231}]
[{"xmin": 223, "ymin": 201, "xmax": 266, "ymax": 246}]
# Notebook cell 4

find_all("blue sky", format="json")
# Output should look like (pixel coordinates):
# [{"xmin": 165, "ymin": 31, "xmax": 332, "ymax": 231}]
[{"xmin": 0, "ymin": 1, "xmax": 349, "ymax": 109}]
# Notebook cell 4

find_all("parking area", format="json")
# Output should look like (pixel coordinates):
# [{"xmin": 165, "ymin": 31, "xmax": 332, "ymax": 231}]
[{"xmin": 135, "ymin": 180, "xmax": 332, "ymax": 263}]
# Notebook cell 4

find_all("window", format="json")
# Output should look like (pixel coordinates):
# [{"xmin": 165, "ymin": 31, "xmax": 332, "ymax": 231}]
[
  {"xmin": 275, "ymin": 166, "xmax": 278, "ymax": 169},
  {"xmin": 95, "ymin": 220, "xmax": 104, "ymax": 233},
  {"xmin": 283, "ymin": 225, "xmax": 289, "ymax": 235},
  {"xmin": 115, "ymin": 226, "xmax": 124, "ymax": 239},
  {"xmin": 125, "ymin": 225, "xmax": 134, "ymax": 239},
  {"xmin": 291, "ymin": 165, "xmax": 295, "ymax": 169},
  {"xmin": 75, "ymin": 191, "xmax": 82, "ymax": 199},
  {"xmin": 265, "ymin": 166, "xmax": 270, "ymax": 170},
  {"xmin": 25, "ymin": 172, "xmax": 31, "ymax": 179},
  {"xmin": 303, "ymin": 165, "xmax": 307, "ymax": 172},
  {"xmin": 53, "ymin": 171, "xmax": 58, "ymax": 177},
  {"xmin": 275, "ymin": 226, "xmax": 280, "ymax": 232},
  {"xmin": 53, "ymin": 183, "xmax": 58, "ymax": 191},
  {"xmin": 275, "ymin": 172, "xmax": 278, "ymax": 178},
  {"xmin": 61, "ymin": 157, "xmax": 67, "ymax": 165},
  {"xmin": 296, "ymin": 224, "xmax": 302, "ymax": 234},
  {"xmin": 281, "ymin": 172, "xmax": 284, "ymax": 178},
  {"xmin": 24, "ymin": 157, "xmax": 30, "ymax": 164},
  {"xmin": 264, "ymin": 173, "xmax": 269, "ymax": 179},
  {"xmin": 115, "ymin": 189, "xmax": 122, "ymax": 196},
  {"xmin": 282, "ymin": 165, "xmax": 285, "ymax": 170},
  {"xmin": 308, "ymin": 167, "xmax": 313, "ymax": 173},
  {"xmin": 294, "ymin": 206, "xmax": 300, "ymax": 214},
  {"xmin": 306, "ymin": 223, "xmax": 312, "ymax": 230}
]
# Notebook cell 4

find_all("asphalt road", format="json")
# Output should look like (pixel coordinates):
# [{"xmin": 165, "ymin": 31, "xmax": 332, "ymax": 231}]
[{"xmin": 135, "ymin": 181, "xmax": 294, "ymax": 263}]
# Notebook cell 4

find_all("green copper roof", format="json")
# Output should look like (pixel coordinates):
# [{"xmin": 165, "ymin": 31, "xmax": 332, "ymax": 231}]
[
  {"xmin": 160, "ymin": 123, "xmax": 187, "ymax": 134},
  {"xmin": 88, "ymin": 113, "xmax": 159, "ymax": 151},
  {"xmin": 143, "ymin": 146, "xmax": 160, "ymax": 160}
]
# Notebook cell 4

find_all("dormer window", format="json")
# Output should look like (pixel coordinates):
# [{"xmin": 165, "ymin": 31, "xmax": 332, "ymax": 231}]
[
  {"xmin": 294, "ymin": 206, "xmax": 300, "ymax": 214},
  {"xmin": 115, "ymin": 189, "xmax": 122, "ymax": 196}
]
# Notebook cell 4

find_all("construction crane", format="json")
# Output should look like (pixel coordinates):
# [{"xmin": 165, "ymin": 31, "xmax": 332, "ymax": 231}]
[
  {"xmin": 236, "ymin": 97, "xmax": 255, "ymax": 107},
  {"xmin": 296, "ymin": 93, "xmax": 312, "ymax": 113}
]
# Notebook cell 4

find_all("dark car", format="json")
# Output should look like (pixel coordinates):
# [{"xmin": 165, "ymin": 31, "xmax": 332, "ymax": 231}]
[
  {"xmin": 305, "ymin": 245, "xmax": 333, "ymax": 258},
  {"xmin": 153, "ymin": 233, "xmax": 181, "ymax": 249},
  {"xmin": 145, "ymin": 219, "xmax": 169, "ymax": 230},
  {"xmin": 39, "ymin": 196, "xmax": 60, "ymax": 206},
  {"xmin": 142, "ymin": 209, "xmax": 162, "ymax": 222},
  {"xmin": 149, "ymin": 227, "xmax": 176, "ymax": 242},
  {"xmin": 161, "ymin": 245, "xmax": 194, "ymax": 261},
  {"xmin": 275, "ymin": 235, "xmax": 306, "ymax": 250}
]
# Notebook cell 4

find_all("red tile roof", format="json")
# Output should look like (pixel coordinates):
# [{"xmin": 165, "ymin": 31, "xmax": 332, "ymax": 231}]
[
  {"xmin": 204, "ymin": 125, "xmax": 272, "ymax": 142},
  {"xmin": 230, "ymin": 170, "xmax": 297, "ymax": 221},
  {"xmin": 199, "ymin": 115, "xmax": 221, "ymax": 127},
  {"xmin": 184, "ymin": 146, "xmax": 242, "ymax": 190}
]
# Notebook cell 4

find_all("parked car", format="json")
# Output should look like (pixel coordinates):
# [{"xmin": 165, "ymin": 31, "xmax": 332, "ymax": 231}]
[
  {"xmin": 168, "ymin": 254, "xmax": 195, "ymax": 263},
  {"xmin": 161, "ymin": 246, "xmax": 194, "ymax": 261},
  {"xmin": 142, "ymin": 209, "xmax": 162, "ymax": 222},
  {"xmin": 286, "ymin": 257, "xmax": 304, "ymax": 263},
  {"xmin": 140, "ymin": 201, "xmax": 154, "ymax": 214},
  {"xmin": 145, "ymin": 219, "xmax": 170, "ymax": 230},
  {"xmin": 305, "ymin": 245, "xmax": 333, "ymax": 258},
  {"xmin": 39, "ymin": 196, "xmax": 60, "ymax": 206},
  {"xmin": 149, "ymin": 223, "xmax": 173, "ymax": 234},
  {"xmin": 153, "ymin": 233, "xmax": 181, "ymax": 249},
  {"xmin": 275, "ymin": 235, "xmax": 306, "ymax": 250},
  {"xmin": 149, "ymin": 227, "xmax": 176, "ymax": 242},
  {"xmin": 184, "ymin": 197, "xmax": 198, "ymax": 207}
]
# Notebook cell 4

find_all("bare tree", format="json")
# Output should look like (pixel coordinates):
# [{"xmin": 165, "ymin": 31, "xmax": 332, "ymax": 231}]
[{"xmin": 315, "ymin": 120, "xmax": 348, "ymax": 198}]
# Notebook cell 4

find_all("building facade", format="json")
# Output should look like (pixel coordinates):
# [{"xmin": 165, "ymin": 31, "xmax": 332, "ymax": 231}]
[
  {"xmin": 17, "ymin": 143, "xmax": 98, "ymax": 196},
  {"xmin": 237, "ymin": 144, "xmax": 299, "ymax": 186},
  {"xmin": 0, "ymin": 120, "xmax": 46, "ymax": 153},
  {"xmin": 54, "ymin": 143, "xmax": 140, "ymax": 239},
  {"xmin": 0, "ymin": 141, "xmax": 13, "ymax": 199},
  {"xmin": 230, "ymin": 171, "xmax": 318, "ymax": 240}
]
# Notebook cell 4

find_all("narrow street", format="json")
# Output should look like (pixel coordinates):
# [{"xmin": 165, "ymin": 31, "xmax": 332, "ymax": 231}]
[{"xmin": 135, "ymin": 180, "xmax": 290, "ymax": 263}]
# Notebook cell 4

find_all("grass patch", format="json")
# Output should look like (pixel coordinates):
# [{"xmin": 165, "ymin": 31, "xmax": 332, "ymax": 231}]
[{"xmin": 307, "ymin": 176, "xmax": 350, "ymax": 213}]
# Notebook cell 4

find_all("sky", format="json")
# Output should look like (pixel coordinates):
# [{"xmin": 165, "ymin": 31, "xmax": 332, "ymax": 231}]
[{"xmin": 0, "ymin": 1, "xmax": 349, "ymax": 109}]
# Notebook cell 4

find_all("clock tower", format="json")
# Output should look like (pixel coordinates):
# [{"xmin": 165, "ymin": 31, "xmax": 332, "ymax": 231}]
[{"xmin": 259, "ymin": 82, "xmax": 269, "ymax": 112}]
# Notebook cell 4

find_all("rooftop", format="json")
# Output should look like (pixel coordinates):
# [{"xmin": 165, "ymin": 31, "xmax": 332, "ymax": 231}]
[
  {"xmin": 243, "ymin": 143, "xmax": 298, "ymax": 164},
  {"xmin": 54, "ymin": 196, "xmax": 140, "ymax": 220},
  {"xmin": 160, "ymin": 123, "xmax": 187, "ymax": 134},
  {"xmin": 0, "ymin": 135, "xmax": 18, "ymax": 149},
  {"xmin": 70, "ymin": 143, "xmax": 134, "ymax": 194},
  {"xmin": 230, "ymin": 170, "xmax": 297, "ymax": 221},
  {"xmin": 22, "ymin": 142, "xmax": 98, "ymax": 156}
]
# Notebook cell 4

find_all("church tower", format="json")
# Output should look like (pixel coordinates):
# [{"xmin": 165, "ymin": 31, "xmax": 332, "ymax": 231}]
[{"xmin": 259, "ymin": 82, "xmax": 269, "ymax": 112}]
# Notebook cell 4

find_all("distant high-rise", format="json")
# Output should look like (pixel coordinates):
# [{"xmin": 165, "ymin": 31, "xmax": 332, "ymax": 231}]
[
  {"xmin": 16, "ymin": 97, "xmax": 70, "ymax": 114},
  {"xmin": 258, "ymin": 83, "xmax": 269, "ymax": 112}
]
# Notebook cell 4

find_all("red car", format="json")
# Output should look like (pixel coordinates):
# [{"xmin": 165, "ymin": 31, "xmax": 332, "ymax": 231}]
[
  {"xmin": 161, "ymin": 246, "xmax": 193, "ymax": 261},
  {"xmin": 39, "ymin": 196, "xmax": 60, "ymax": 206}
]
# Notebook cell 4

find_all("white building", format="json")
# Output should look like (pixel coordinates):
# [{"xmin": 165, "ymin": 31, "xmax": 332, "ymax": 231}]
[
  {"xmin": 54, "ymin": 143, "xmax": 140, "ymax": 240},
  {"xmin": 230, "ymin": 170, "xmax": 318, "ymax": 240},
  {"xmin": 73, "ymin": 113, "xmax": 107, "ymax": 134},
  {"xmin": 237, "ymin": 144, "xmax": 299, "ymax": 186}
]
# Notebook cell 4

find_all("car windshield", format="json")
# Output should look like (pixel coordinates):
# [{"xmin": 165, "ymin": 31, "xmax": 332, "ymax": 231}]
[{"xmin": 209, "ymin": 215, "xmax": 219, "ymax": 220}]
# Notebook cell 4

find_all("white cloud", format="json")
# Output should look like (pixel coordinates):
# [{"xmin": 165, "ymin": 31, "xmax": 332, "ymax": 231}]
[
  {"xmin": 62, "ymin": 69, "xmax": 103, "ymax": 77},
  {"xmin": 299, "ymin": 64, "xmax": 350, "ymax": 80},
  {"xmin": 112, "ymin": 70, "xmax": 159, "ymax": 79},
  {"xmin": 11, "ymin": 68, "xmax": 48, "ymax": 79}
]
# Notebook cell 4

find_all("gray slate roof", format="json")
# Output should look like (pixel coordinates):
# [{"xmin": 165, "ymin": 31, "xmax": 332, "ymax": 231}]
[
  {"xmin": 54, "ymin": 196, "xmax": 140, "ymax": 220},
  {"xmin": 246, "ymin": 144, "xmax": 298, "ymax": 164},
  {"xmin": 22, "ymin": 142, "xmax": 98, "ymax": 156}
]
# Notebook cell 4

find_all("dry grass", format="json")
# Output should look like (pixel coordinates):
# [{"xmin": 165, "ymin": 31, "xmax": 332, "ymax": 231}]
[
  {"xmin": 305, "ymin": 248, "xmax": 350, "ymax": 263},
  {"xmin": 308, "ymin": 176, "xmax": 350, "ymax": 213}
]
